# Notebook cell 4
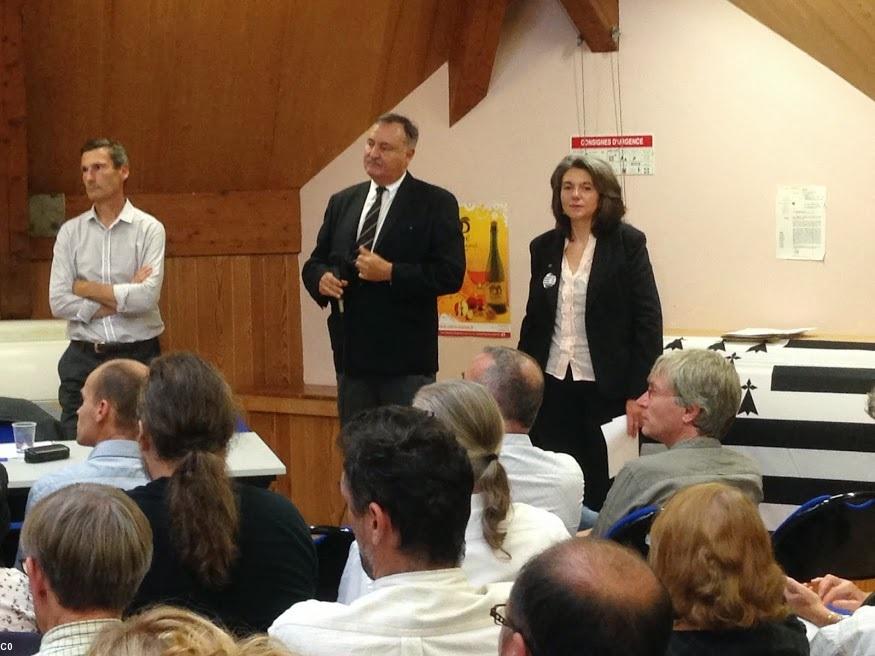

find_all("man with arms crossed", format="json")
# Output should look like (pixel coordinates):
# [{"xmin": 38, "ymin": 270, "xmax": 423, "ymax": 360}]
[
  {"xmin": 302, "ymin": 114, "xmax": 465, "ymax": 424},
  {"xmin": 50, "ymin": 139, "xmax": 165, "ymax": 439}
]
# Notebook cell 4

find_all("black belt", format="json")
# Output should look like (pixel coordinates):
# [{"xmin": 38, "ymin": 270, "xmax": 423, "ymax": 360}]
[{"xmin": 71, "ymin": 338, "xmax": 157, "ymax": 355}]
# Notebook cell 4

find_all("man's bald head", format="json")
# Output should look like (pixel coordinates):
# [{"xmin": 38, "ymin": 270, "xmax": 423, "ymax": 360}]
[
  {"xmin": 465, "ymin": 347, "xmax": 543, "ymax": 433},
  {"xmin": 501, "ymin": 537, "xmax": 672, "ymax": 656},
  {"xmin": 78, "ymin": 359, "xmax": 149, "ymax": 445}
]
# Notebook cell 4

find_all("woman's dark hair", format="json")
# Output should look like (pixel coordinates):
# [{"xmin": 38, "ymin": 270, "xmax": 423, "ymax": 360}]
[
  {"xmin": 139, "ymin": 352, "xmax": 240, "ymax": 588},
  {"xmin": 550, "ymin": 155, "xmax": 625, "ymax": 239}
]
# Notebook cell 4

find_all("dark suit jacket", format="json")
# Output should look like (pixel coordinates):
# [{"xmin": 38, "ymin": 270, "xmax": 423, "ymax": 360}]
[
  {"xmin": 518, "ymin": 223, "xmax": 663, "ymax": 400},
  {"xmin": 301, "ymin": 173, "xmax": 465, "ymax": 376}
]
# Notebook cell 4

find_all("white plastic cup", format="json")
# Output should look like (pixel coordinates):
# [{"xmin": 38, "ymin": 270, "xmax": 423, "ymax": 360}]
[{"xmin": 12, "ymin": 421, "xmax": 36, "ymax": 453}]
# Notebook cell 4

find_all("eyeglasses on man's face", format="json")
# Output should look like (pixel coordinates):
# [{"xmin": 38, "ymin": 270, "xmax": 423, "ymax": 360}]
[
  {"xmin": 491, "ymin": 604, "xmax": 541, "ymax": 655},
  {"xmin": 490, "ymin": 603, "xmax": 511, "ymax": 628}
]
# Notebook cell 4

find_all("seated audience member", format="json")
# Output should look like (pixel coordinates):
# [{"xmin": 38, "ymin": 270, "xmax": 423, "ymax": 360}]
[
  {"xmin": 465, "ymin": 347, "xmax": 585, "ymax": 534},
  {"xmin": 20, "ymin": 483, "xmax": 152, "ymax": 656},
  {"xmin": 24, "ymin": 359, "xmax": 149, "ymax": 516},
  {"xmin": 338, "ymin": 381, "xmax": 569, "ymax": 601},
  {"xmin": 593, "ymin": 348, "xmax": 762, "ymax": 536},
  {"xmin": 86, "ymin": 606, "xmax": 300, "ymax": 656},
  {"xmin": 785, "ymin": 574, "xmax": 875, "ymax": 656},
  {"xmin": 270, "ymin": 406, "xmax": 512, "ymax": 655},
  {"xmin": 650, "ymin": 482, "xmax": 808, "ymax": 655},
  {"xmin": 498, "ymin": 537, "xmax": 672, "ymax": 656},
  {"xmin": 128, "ymin": 352, "xmax": 317, "ymax": 635}
]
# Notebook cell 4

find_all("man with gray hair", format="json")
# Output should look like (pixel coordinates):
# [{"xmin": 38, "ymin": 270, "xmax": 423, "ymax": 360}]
[
  {"xmin": 592, "ymin": 348, "xmax": 762, "ymax": 536},
  {"xmin": 466, "ymin": 347, "xmax": 584, "ymax": 533},
  {"xmin": 50, "ymin": 138, "xmax": 165, "ymax": 439},
  {"xmin": 21, "ymin": 483, "xmax": 153, "ymax": 656}
]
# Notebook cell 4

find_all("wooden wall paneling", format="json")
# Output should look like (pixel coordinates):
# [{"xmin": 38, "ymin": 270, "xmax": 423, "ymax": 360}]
[
  {"xmin": 24, "ymin": 1, "xmax": 470, "ymax": 192},
  {"xmin": 245, "ymin": 409, "xmax": 343, "ymax": 526},
  {"xmin": 230, "ymin": 256, "xmax": 255, "ymax": 390},
  {"xmin": 21, "ymin": 0, "xmax": 107, "ymax": 194},
  {"xmin": 248, "ymin": 256, "xmax": 269, "ymax": 388},
  {"xmin": 246, "ymin": 411, "xmax": 285, "ymax": 495},
  {"xmin": 28, "ymin": 260, "xmax": 51, "ymax": 319},
  {"xmin": 287, "ymin": 413, "xmax": 344, "ymax": 525},
  {"xmin": 105, "ymin": 1, "xmax": 289, "ymax": 193},
  {"xmin": 23, "ymin": 0, "xmax": 289, "ymax": 194},
  {"xmin": 194, "ymin": 255, "xmax": 234, "ymax": 376},
  {"xmin": 61, "ymin": 191, "xmax": 301, "ymax": 257},
  {"xmin": 1, "ymin": 0, "xmax": 31, "ymax": 318},
  {"xmin": 262, "ymin": 255, "xmax": 301, "ymax": 390},
  {"xmin": 29, "ymin": 252, "xmax": 303, "ymax": 395},
  {"xmin": 159, "ymin": 256, "xmax": 201, "ymax": 354}
]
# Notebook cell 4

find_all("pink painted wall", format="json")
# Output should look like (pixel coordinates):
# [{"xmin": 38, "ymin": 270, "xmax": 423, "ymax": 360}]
[{"xmin": 300, "ymin": 0, "xmax": 875, "ymax": 385}]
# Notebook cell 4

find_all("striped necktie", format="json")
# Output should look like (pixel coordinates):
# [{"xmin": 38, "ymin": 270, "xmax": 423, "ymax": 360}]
[{"xmin": 355, "ymin": 186, "xmax": 386, "ymax": 250}]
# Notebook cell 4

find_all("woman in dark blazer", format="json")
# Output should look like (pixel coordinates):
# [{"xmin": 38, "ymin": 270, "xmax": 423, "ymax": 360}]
[{"xmin": 518, "ymin": 155, "xmax": 662, "ymax": 511}]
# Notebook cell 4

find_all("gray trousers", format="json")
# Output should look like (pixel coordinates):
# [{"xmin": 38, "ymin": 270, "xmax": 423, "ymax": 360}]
[{"xmin": 336, "ymin": 373, "xmax": 435, "ymax": 426}]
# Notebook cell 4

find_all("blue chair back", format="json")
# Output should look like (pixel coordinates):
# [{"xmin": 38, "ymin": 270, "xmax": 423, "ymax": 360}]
[
  {"xmin": 773, "ymin": 490, "xmax": 875, "ymax": 581},
  {"xmin": 605, "ymin": 504, "xmax": 660, "ymax": 557},
  {"xmin": 310, "ymin": 525, "xmax": 354, "ymax": 602}
]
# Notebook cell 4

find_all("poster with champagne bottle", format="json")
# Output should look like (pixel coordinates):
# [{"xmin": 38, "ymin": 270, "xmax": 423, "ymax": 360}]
[{"xmin": 438, "ymin": 203, "xmax": 511, "ymax": 337}]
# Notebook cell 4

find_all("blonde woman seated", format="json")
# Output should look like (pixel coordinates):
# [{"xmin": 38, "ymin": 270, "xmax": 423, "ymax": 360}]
[
  {"xmin": 86, "ymin": 605, "xmax": 299, "ymax": 656},
  {"xmin": 337, "ymin": 381, "xmax": 569, "ymax": 602},
  {"xmin": 649, "ymin": 482, "xmax": 809, "ymax": 656}
]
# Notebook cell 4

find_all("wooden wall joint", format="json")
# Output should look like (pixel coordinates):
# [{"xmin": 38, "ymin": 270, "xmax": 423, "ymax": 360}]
[
  {"xmin": 448, "ymin": 0, "xmax": 510, "ymax": 126},
  {"xmin": 558, "ymin": 0, "xmax": 619, "ymax": 53}
]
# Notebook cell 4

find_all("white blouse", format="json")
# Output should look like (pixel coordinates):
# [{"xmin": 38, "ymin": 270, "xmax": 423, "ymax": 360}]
[{"xmin": 545, "ymin": 236, "xmax": 597, "ymax": 381}]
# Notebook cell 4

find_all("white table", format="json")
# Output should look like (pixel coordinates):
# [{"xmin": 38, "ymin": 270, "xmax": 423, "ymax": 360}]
[{"xmin": 4, "ymin": 432, "xmax": 284, "ymax": 490}]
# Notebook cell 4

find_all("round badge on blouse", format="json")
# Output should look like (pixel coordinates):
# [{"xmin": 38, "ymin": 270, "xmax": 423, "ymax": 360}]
[{"xmin": 542, "ymin": 272, "xmax": 557, "ymax": 289}]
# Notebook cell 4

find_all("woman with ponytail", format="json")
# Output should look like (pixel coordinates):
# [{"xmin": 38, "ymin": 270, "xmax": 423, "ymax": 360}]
[
  {"xmin": 128, "ymin": 352, "xmax": 317, "ymax": 635},
  {"xmin": 337, "ymin": 380, "xmax": 568, "ymax": 602}
]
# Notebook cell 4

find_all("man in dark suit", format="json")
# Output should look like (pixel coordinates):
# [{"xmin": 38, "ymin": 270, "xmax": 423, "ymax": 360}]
[{"xmin": 302, "ymin": 113, "xmax": 465, "ymax": 424}]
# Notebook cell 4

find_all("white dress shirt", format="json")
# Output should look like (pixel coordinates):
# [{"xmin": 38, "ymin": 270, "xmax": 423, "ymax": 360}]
[
  {"xmin": 270, "ymin": 568, "xmax": 510, "ymax": 656},
  {"xmin": 500, "ymin": 432, "xmax": 585, "ymax": 534},
  {"xmin": 49, "ymin": 199, "xmax": 165, "ymax": 343},
  {"xmin": 356, "ymin": 172, "xmax": 406, "ymax": 248},
  {"xmin": 545, "ymin": 236, "xmax": 597, "ymax": 381},
  {"xmin": 809, "ymin": 606, "xmax": 875, "ymax": 656},
  {"xmin": 337, "ymin": 495, "xmax": 569, "ymax": 602}
]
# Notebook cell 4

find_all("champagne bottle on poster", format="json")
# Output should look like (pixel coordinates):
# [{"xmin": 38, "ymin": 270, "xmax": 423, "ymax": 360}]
[{"xmin": 486, "ymin": 220, "xmax": 507, "ymax": 314}]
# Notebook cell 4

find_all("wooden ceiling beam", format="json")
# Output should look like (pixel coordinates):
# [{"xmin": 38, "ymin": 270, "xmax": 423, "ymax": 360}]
[
  {"xmin": 448, "ymin": 0, "xmax": 510, "ymax": 126},
  {"xmin": 730, "ymin": 0, "xmax": 875, "ymax": 101},
  {"xmin": 558, "ymin": 0, "xmax": 619, "ymax": 52},
  {"xmin": 0, "ymin": 0, "xmax": 31, "ymax": 319}
]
